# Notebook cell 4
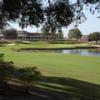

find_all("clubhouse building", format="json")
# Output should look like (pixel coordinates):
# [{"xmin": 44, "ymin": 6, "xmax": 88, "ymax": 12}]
[{"xmin": 0, "ymin": 31, "xmax": 63, "ymax": 41}]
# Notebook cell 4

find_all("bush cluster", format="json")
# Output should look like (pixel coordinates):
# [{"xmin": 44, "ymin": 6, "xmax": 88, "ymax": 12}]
[{"xmin": 0, "ymin": 53, "xmax": 41, "ymax": 84}]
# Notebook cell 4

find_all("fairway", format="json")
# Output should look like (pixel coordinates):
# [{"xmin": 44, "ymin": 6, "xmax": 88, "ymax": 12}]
[{"xmin": 0, "ymin": 42, "xmax": 100, "ymax": 85}]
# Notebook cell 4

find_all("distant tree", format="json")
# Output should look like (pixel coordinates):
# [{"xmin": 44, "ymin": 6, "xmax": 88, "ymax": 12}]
[
  {"xmin": 4, "ymin": 28, "xmax": 18, "ymax": 39},
  {"xmin": 58, "ymin": 28, "xmax": 63, "ymax": 39},
  {"xmin": 68, "ymin": 28, "xmax": 82, "ymax": 40},
  {"xmin": 41, "ymin": 26, "xmax": 49, "ymax": 34},
  {"xmin": 88, "ymin": 32, "xmax": 100, "ymax": 43}
]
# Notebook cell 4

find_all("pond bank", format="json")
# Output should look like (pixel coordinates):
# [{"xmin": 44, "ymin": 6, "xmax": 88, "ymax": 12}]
[
  {"xmin": 17, "ymin": 46, "xmax": 100, "ymax": 56},
  {"xmin": 20, "ymin": 46, "xmax": 99, "ymax": 51}
]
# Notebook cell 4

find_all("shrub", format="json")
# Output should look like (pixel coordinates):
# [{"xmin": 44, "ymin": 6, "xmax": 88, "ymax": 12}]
[
  {"xmin": 0, "ymin": 53, "xmax": 15, "ymax": 82},
  {"xmin": 0, "ymin": 53, "xmax": 41, "ymax": 85}
]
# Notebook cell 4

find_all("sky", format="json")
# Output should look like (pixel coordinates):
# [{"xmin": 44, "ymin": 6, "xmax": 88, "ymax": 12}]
[{"xmin": 62, "ymin": 11, "xmax": 100, "ymax": 37}]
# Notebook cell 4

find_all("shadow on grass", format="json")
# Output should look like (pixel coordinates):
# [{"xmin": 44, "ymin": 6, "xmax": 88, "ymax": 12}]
[
  {"xmin": 0, "ymin": 76, "xmax": 100, "ymax": 100},
  {"xmin": 36, "ymin": 76, "xmax": 100, "ymax": 100}
]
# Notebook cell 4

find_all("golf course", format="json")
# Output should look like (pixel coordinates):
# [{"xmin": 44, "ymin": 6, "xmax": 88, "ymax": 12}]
[
  {"xmin": 0, "ymin": 41, "xmax": 100, "ymax": 100},
  {"xmin": 0, "ymin": 41, "xmax": 100, "ymax": 84}
]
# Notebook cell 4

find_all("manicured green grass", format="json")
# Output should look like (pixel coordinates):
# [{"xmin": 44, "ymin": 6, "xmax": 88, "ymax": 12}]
[
  {"xmin": 4, "ymin": 41, "xmax": 92, "ymax": 49},
  {"xmin": 0, "ymin": 41, "xmax": 100, "ymax": 84}
]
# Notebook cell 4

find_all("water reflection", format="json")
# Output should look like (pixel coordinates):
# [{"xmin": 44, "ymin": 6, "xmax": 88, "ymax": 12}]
[
  {"xmin": 21, "ymin": 48, "xmax": 100, "ymax": 56},
  {"xmin": 62, "ymin": 48, "xmax": 100, "ymax": 56}
]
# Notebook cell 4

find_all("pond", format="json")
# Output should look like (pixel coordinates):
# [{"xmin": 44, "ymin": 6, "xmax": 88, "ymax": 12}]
[
  {"xmin": 62, "ymin": 48, "xmax": 100, "ymax": 56},
  {"xmin": 20, "ymin": 48, "xmax": 100, "ymax": 56}
]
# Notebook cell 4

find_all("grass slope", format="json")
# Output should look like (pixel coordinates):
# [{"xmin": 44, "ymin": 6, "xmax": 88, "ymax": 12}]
[{"xmin": 0, "ymin": 42, "xmax": 100, "ymax": 84}]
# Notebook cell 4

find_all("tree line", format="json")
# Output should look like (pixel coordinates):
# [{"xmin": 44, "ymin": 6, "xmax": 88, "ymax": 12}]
[
  {"xmin": 68, "ymin": 28, "xmax": 100, "ymax": 43},
  {"xmin": 2, "ymin": 28, "xmax": 100, "ymax": 43}
]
